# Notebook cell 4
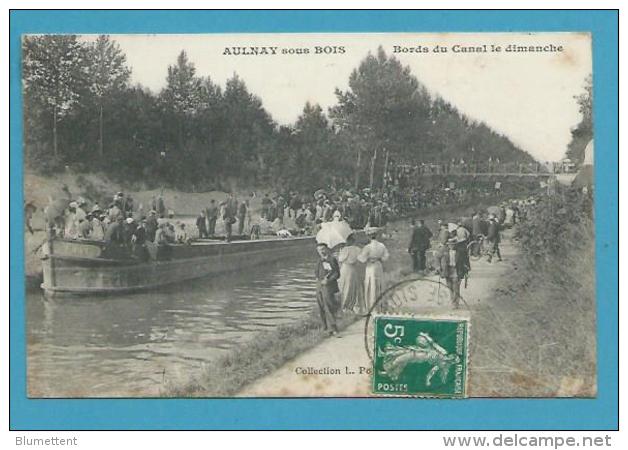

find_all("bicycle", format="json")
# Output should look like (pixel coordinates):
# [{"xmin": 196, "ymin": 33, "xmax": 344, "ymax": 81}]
[{"xmin": 467, "ymin": 235, "xmax": 487, "ymax": 261}]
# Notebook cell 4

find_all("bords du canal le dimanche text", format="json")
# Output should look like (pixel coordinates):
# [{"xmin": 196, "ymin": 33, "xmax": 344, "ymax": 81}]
[{"xmin": 393, "ymin": 43, "xmax": 565, "ymax": 54}]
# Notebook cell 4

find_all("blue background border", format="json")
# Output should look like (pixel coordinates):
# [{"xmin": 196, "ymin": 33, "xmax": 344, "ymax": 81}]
[{"xmin": 9, "ymin": 10, "xmax": 618, "ymax": 430}]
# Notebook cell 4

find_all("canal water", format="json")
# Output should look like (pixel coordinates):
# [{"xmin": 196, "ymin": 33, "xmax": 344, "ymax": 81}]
[{"xmin": 26, "ymin": 255, "xmax": 318, "ymax": 398}]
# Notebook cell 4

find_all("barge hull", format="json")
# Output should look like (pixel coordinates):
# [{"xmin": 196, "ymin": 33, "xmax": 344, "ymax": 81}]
[{"xmin": 42, "ymin": 237, "xmax": 315, "ymax": 296}]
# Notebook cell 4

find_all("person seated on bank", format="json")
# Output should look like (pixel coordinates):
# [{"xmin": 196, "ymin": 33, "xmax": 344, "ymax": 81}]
[
  {"xmin": 77, "ymin": 214, "xmax": 92, "ymax": 240},
  {"xmin": 295, "ymin": 205, "xmax": 308, "ymax": 230},
  {"xmin": 175, "ymin": 222, "xmax": 190, "ymax": 244},
  {"xmin": 276, "ymin": 228, "xmax": 292, "ymax": 238}
]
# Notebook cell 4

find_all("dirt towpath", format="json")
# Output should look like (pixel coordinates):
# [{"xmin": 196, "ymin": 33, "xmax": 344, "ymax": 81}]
[{"xmin": 239, "ymin": 234, "xmax": 517, "ymax": 397}]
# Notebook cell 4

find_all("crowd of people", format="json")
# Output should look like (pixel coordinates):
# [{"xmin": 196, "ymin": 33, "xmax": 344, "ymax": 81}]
[
  {"xmin": 41, "ymin": 177, "xmax": 518, "ymax": 268},
  {"xmin": 261, "ymin": 180, "xmax": 503, "ymax": 236},
  {"xmin": 313, "ymin": 196, "xmax": 534, "ymax": 335},
  {"xmin": 389, "ymin": 160, "xmax": 543, "ymax": 177},
  {"xmin": 41, "ymin": 179, "xmax": 541, "ymax": 337},
  {"xmin": 46, "ymin": 192, "xmax": 200, "ymax": 260}
]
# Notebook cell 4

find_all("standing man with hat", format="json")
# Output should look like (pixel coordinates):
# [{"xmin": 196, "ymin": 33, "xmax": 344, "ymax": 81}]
[
  {"xmin": 439, "ymin": 237, "xmax": 469, "ymax": 309},
  {"xmin": 196, "ymin": 210, "xmax": 209, "ymax": 238},
  {"xmin": 206, "ymin": 199, "xmax": 218, "ymax": 236},
  {"xmin": 146, "ymin": 210, "xmax": 159, "ymax": 242},
  {"xmin": 315, "ymin": 243, "xmax": 341, "ymax": 336},
  {"xmin": 408, "ymin": 219, "xmax": 433, "ymax": 273},
  {"xmin": 237, "ymin": 200, "xmax": 248, "ymax": 236},
  {"xmin": 486, "ymin": 213, "xmax": 502, "ymax": 263}
]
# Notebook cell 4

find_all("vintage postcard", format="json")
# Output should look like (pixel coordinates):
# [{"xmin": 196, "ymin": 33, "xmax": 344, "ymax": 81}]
[{"xmin": 22, "ymin": 31, "xmax": 596, "ymax": 399}]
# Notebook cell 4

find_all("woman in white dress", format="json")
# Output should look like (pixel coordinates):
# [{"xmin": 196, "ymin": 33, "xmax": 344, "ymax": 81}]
[
  {"xmin": 338, "ymin": 234, "xmax": 364, "ymax": 313},
  {"xmin": 358, "ymin": 228, "xmax": 390, "ymax": 311}
]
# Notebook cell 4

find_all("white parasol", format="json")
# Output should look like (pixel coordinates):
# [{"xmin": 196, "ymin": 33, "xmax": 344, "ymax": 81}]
[{"xmin": 316, "ymin": 220, "xmax": 353, "ymax": 250}]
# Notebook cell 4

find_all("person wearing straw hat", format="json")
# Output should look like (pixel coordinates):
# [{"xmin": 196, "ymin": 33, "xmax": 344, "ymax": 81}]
[
  {"xmin": 358, "ymin": 227, "xmax": 389, "ymax": 312},
  {"xmin": 439, "ymin": 237, "xmax": 468, "ymax": 309}
]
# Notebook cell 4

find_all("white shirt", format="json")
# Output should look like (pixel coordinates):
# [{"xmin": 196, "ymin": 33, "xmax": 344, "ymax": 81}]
[{"xmin": 358, "ymin": 240, "xmax": 390, "ymax": 264}]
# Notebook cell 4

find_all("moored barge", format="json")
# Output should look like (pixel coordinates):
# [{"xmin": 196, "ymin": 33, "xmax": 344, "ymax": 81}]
[{"xmin": 41, "ymin": 235, "xmax": 316, "ymax": 296}]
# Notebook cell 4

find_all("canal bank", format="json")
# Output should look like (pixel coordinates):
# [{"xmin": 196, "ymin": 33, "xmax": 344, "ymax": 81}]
[
  {"xmin": 163, "ymin": 199, "xmax": 511, "ymax": 397},
  {"xmin": 237, "ymin": 234, "xmax": 518, "ymax": 397}
]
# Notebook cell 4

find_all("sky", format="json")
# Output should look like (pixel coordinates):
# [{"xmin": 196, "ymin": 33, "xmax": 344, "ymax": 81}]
[{"xmin": 102, "ymin": 33, "xmax": 592, "ymax": 163}]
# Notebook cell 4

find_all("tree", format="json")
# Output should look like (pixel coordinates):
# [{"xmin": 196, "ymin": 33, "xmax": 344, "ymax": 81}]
[
  {"xmin": 22, "ymin": 35, "xmax": 86, "ymax": 158},
  {"xmin": 160, "ymin": 51, "xmax": 203, "ymax": 151},
  {"xmin": 289, "ymin": 102, "xmax": 337, "ymax": 189},
  {"xmin": 219, "ymin": 74, "xmax": 275, "ymax": 175},
  {"xmin": 330, "ymin": 47, "xmax": 432, "ymax": 189},
  {"xmin": 566, "ymin": 75, "xmax": 593, "ymax": 164},
  {"xmin": 86, "ymin": 35, "xmax": 130, "ymax": 157}
]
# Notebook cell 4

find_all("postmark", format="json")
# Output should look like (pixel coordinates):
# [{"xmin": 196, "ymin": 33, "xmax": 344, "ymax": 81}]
[
  {"xmin": 372, "ymin": 316, "xmax": 469, "ymax": 398},
  {"xmin": 363, "ymin": 277, "xmax": 468, "ymax": 361}
]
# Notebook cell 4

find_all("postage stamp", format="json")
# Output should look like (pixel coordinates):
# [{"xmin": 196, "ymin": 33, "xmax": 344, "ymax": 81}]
[{"xmin": 372, "ymin": 316, "xmax": 469, "ymax": 397}]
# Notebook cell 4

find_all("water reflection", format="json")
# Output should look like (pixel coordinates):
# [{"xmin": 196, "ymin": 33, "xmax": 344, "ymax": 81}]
[{"xmin": 27, "ymin": 256, "xmax": 317, "ymax": 397}]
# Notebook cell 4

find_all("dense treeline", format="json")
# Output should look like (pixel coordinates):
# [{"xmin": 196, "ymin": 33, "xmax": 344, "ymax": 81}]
[
  {"xmin": 23, "ymin": 35, "xmax": 534, "ymax": 192},
  {"xmin": 565, "ymin": 75, "xmax": 593, "ymax": 164}
]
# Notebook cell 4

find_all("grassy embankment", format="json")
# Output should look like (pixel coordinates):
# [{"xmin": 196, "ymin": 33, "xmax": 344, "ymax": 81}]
[
  {"xmin": 470, "ymin": 189, "xmax": 596, "ymax": 397},
  {"xmin": 162, "ymin": 197, "xmax": 506, "ymax": 397}
]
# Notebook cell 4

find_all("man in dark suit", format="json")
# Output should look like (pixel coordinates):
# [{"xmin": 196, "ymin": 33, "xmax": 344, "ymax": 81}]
[
  {"xmin": 315, "ymin": 243, "xmax": 341, "ymax": 336},
  {"xmin": 486, "ymin": 214, "xmax": 502, "ymax": 262},
  {"xmin": 196, "ymin": 210, "xmax": 208, "ymax": 238},
  {"xmin": 206, "ymin": 200, "xmax": 218, "ymax": 236},
  {"xmin": 408, "ymin": 219, "xmax": 433, "ymax": 272},
  {"xmin": 237, "ymin": 201, "xmax": 247, "ymax": 236}
]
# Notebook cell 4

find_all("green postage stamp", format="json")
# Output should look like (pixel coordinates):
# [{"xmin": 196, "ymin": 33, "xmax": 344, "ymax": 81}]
[{"xmin": 372, "ymin": 316, "xmax": 469, "ymax": 398}]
